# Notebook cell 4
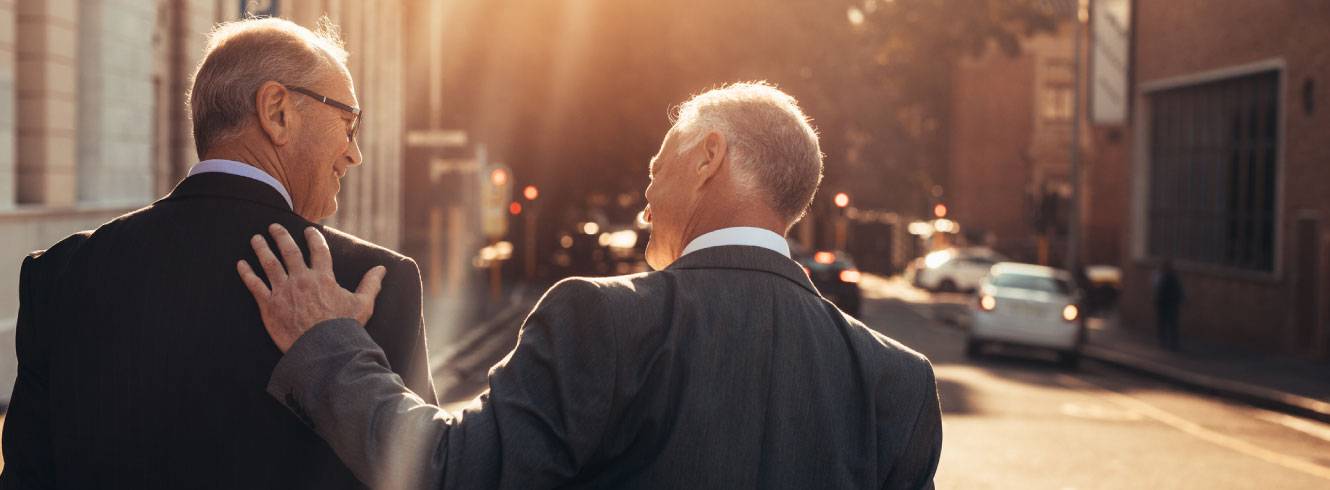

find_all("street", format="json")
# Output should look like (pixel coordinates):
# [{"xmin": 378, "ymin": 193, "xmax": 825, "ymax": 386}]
[{"xmin": 435, "ymin": 274, "xmax": 1330, "ymax": 489}]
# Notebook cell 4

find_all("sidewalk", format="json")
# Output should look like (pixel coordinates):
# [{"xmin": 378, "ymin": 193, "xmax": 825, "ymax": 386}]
[{"xmin": 1083, "ymin": 316, "xmax": 1330, "ymax": 424}]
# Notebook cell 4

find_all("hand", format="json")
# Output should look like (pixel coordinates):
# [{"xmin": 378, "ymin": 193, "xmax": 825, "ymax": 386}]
[{"xmin": 236, "ymin": 223, "xmax": 387, "ymax": 353}]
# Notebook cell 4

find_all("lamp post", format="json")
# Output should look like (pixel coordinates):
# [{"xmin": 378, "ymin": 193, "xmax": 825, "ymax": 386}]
[{"xmin": 1067, "ymin": 0, "xmax": 1087, "ymax": 270}]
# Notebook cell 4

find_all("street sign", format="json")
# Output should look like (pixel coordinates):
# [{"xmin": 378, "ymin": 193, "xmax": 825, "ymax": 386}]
[
  {"xmin": 428, "ymin": 158, "xmax": 479, "ymax": 182},
  {"xmin": 406, "ymin": 129, "xmax": 469, "ymax": 148},
  {"xmin": 1090, "ymin": 0, "xmax": 1131, "ymax": 124},
  {"xmin": 480, "ymin": 163, "xmax": 512, "ymax": 239}
]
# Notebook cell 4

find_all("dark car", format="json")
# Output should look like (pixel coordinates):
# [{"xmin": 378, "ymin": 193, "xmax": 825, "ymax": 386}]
[{"xmin": 788, "ymin": 239, "xmax": 863, "ymax": 316}]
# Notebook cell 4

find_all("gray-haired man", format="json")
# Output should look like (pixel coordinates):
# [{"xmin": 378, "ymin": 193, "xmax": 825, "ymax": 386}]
[
  {"xmin": 243, "ymin": 83, "xmax": 942, "ymax": 489},
  {"xmin": 2, "ymin": 18, "xmax": 434, "ymax": 489}
]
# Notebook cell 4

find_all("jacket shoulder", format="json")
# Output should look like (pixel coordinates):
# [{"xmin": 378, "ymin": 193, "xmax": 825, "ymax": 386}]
[
  {"xmin": 26, "ymin": 231, "xmax": 93, "ymax": 266},
  {"xmin": 318, "ymin": 226, "xmax": 411, "ymax": 263},
  {"xmin": 847, "ymin": 315, "xmax": 934, "ymax": 379},
  {"xmin": 542, "ymin": 272, "xmax": 665, "ymax": 308}
]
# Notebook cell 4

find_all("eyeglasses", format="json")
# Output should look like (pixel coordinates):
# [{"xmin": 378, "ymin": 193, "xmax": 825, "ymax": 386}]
[{"xmin": 288, "ymin": 86, "xmax": 362, "ymax": 142}]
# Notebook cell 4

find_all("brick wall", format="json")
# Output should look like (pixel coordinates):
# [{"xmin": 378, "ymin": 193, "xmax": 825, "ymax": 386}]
[
  {"xmin": 1122, "ymin": 0, "xmax": 1330, "ymax": 356},
  {"xmin": 948, "ymin": 45, "xmax": 1037, "ymax": 259}
]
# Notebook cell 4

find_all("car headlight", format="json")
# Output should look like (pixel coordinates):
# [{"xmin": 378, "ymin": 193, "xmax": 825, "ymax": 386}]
[{"xmin": 1063, "ymin": 304, "xmax": 1079, "ymax": 322}]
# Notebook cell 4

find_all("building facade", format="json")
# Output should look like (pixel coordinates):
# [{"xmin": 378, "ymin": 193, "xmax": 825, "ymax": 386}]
[
  {"xmin": 1119, "ymin": 0, "xmax": 1330, "ymax": 358},
  {"xmin": 946, "ymin": 4, "xmax": 1128, "ymax": 268},
  {"xmin": 0, "ymin": 0, "xmax": 411, "ymax": 401}
]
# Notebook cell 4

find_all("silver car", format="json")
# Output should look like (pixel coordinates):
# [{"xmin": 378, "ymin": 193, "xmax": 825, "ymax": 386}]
[{"xmin": 966, "ymin": 263, "xmax": 1084, "ymax": 367}]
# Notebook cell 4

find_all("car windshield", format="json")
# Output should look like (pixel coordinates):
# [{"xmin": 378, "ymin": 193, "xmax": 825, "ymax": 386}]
[{"xmin": 990, "ymin": 273, "xmax": 1072, "ymax": 295}]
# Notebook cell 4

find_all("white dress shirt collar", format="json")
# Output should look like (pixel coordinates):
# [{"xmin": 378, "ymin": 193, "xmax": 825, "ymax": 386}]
[
  {"xmin": 681, "ymin": 226, "xmax": 791, "ymax": 258},
  {"xmin": 187, "ymin": 159, "xmax": 294, "ymax": 210}
]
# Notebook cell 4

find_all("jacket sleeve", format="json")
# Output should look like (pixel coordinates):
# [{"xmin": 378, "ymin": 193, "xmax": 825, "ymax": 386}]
[
  {"xmin": 2, "ymin": 233, "xmax": 90, "ymax": 488},
  {"xmin": 1, "ymin": 252, "xmax": 64, "ymax": 488},
  {"xmin": 881, "ymin": 363, "xmax": 943, "ymax": 490},
  {"xmin": 382, "ymin": 257, "xmax": 437, "ymax": 405},
  {"xmin": 266, "ymin": 278, "xmax": 616, "ymax": 490}
]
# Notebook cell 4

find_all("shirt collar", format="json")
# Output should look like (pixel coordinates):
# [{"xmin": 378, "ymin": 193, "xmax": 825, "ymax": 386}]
[
  {"xmin": 681, "ymin": 226, "xmax": 791, "ymax": 258},
  {"xmin": 187, "ymin": 159, "xmax": 294, "ymax": 210}
]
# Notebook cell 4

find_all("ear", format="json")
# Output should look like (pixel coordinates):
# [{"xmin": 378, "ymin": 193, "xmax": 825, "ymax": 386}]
[
  {"xmin": 694, "ymin": 130, "xmax": 727, "ymax": 189},
  {"xmin": 255, "ymin": 81, "xmax": 293, "ymax": 147}
]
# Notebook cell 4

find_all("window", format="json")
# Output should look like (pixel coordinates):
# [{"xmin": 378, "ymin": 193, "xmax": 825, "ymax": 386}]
[
  {"xmin": 1146, "ymin": 70, "xmax": 1278, "ymax": 272},
  {"xmin": 991, "ymin": 274, "xmax": 1073, "ymax": 295},
  {"xmin": 1042, "ymin": 83, "xmax": 1074, "ymax": 122}
]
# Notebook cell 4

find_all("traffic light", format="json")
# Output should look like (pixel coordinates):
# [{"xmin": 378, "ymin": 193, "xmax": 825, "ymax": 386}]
[
  {"xmin": 509, "ymin": 201, "xmax": 522, "ymax": 215},
  {"xmin": 523, "ymin": 185, "xmax": 538, "ymax": 201},
  {"xmin": 833, "ymin": 192, "xmax": 850, "ymax": 208},
  {"xmin": 934, "ymin": 203, "xmax": 948, "ymax": 218}
]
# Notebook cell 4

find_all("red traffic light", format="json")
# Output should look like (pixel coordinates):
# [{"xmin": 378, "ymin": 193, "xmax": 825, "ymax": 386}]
[
  {"xmin": 833, "ymin": 193, "xmax": 850, "ymax": 208},
  {"xmin": 509, "ymin": 202, "xmax": 522, "ymax": 215},
  {"xmin": 934, "ymin": 203, "xmax": 948, "ymax": 218},
  {"xmin": 523, "ymin": 185, "xmax": 538, "ymax": 201},
  {"xmin": 491, "ymin": 169, "xmax": 508, "ymax": 186}
]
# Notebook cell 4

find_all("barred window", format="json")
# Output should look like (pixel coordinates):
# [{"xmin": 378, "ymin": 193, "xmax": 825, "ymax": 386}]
[{"xmin": 1147, "ymin": 70, "xmax": 1278, "ymax": 272}]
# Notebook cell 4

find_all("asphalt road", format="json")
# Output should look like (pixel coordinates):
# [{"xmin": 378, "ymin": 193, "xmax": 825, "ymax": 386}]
[
  {"xmin": 858, "ymin": 274, "xmax": 1330, "ymax": 490},
  {"xmin": 433, "ymin": 274, "xmax": 1330, "ymax": 489}
]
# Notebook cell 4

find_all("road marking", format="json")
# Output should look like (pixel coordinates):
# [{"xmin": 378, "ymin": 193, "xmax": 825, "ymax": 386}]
[
  {"xmin": 1054, "ymin": 374, "xmax": 1330, "ymax": 481},
  {"xmin": 1254, "ymin": 411, "xmax": 1330, "ymax": 444},
  {"xmin": 1059, "ymin": 401, "xmax": 1145, "ymax": 422}
]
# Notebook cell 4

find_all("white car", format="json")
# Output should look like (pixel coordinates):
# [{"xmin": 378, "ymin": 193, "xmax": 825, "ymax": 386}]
[
  {"xmin": 966, "ymin": 263, "xmax": 1085, "ymax": 367},
  {"xmin": 911, "ymin": 248, "xmax": 1006, "ymax": 293}
]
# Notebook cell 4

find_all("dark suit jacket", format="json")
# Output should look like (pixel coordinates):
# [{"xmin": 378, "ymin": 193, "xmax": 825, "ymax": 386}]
[
  {"xmin": 1, "ymin": 172, "xmax": 437, "ymax": 489},
  {"xmin": 268, "ymin": 245, "xmax": 942, "ymax": 489}
]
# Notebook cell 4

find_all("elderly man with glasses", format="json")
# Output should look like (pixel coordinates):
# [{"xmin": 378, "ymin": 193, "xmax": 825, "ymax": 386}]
[{"xmin": 1, "ymin": 17, "xmax": 434, "ymax": 489}]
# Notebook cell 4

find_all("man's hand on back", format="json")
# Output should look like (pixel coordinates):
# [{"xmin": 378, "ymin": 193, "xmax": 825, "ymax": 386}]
[{"xmin": 236, "ymin": 223, "xmax": 386, "ymax": 353}]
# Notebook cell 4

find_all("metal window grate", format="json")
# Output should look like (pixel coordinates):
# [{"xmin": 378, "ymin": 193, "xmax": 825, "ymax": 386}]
[{"xmin": 1146, "ymin": 70, "xmax": 1278, "ymax": 272}]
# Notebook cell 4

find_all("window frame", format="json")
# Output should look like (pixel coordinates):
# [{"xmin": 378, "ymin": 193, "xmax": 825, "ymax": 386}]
[{"xmin": 1131, "ymin": 59, "xmax": 1286, "ymax": 281}]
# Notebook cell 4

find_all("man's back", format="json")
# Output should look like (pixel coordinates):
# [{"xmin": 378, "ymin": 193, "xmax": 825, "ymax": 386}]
[
  {"xmin": 522, "ymin": 245, "xmax": 941, "ymax": 488},
  {"xmin": 2, "ymin": 173, "xmax": 435, "ymax": 489},
  {"xmin": 579, "ymin": 245, "xmax": 940, "ymax": 488}
]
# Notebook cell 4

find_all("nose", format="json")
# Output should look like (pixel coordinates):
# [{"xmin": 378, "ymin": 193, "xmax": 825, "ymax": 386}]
[
  {"xmin": 643, "ymin": 203, "xmax": 653, "ymax": 223},
  {"xmin": 345, "ymin": 138, "xmax": 363, "ymax": 167}
]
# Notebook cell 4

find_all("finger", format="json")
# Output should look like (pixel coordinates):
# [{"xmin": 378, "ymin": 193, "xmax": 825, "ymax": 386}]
[
  {"xmin": 305, "ymin": 227, "xmax": 333, "ymax": 273},
  {"xmin": 236, "ymin": 260, "xmax": 271, "ymax": 301},
  {"xmin": 269, "ymin": 223, "xmax": 308, "ymax": 273},
  {"xmin": 251, "ymin": 234, "xmax": 287, "ymax": 287},
  {"xmin": 354, "ymin": 265, "xmax": 387, "ymax": 310}
]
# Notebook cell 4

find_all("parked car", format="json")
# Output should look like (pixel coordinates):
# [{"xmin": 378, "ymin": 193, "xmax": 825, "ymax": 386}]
[
  {"xmin": 788, "ymin": 240, "xmax": 863, "ymax": 316},
  {"xmin": 966, "ymin": 262, "xmax": 1085, "ymax": 367},
  {"xmin": 911, "ymin": 247, "xmax": 1007, "ymax": 293}
]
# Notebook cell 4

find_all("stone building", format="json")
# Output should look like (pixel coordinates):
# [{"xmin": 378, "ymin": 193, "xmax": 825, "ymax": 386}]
[{"xmin": 945, "ymin": 0, "xmax": 1129, "ymax": 268}]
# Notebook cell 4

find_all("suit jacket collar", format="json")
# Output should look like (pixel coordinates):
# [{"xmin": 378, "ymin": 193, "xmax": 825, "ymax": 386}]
[
  {"xmin": 665, "ymin": 245, "xmax": 820, "ymax": 296},
  {"xmin": 161, "ymin": 172, "xmax": 298, "ymax": 215}
]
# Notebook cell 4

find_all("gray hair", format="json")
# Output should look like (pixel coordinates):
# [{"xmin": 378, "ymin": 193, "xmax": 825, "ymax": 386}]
[
  {"xmin": 188, "ymin": 17, "xmax": 349, "ymax": 158},
  {"xmin": 671, "ymin": 82, "xmax": 824, "ymax": 226}
]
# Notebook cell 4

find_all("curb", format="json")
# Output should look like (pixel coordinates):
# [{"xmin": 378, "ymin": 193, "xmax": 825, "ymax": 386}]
[{"xmin": 1082, "ymin": 344, "xmax": 1330, "ymax": 425}]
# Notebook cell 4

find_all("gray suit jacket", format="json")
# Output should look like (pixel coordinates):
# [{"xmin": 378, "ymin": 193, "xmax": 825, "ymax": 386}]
[{"xmin": 268, "ymin": 245, "xmax": 942, "ymax": 489}]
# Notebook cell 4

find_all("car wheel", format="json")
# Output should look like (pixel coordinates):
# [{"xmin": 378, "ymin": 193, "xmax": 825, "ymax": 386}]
[
  {"xmin": 938, "ymin": 278, "xmax": 958, "ymax": 293},
  {"xmin": 964, "ymin": 337, "xmax": 983, "ymax": 358},
  {"xmin": 1058, "ymin": 350, "xmax": 1081, "ymax": 369}
]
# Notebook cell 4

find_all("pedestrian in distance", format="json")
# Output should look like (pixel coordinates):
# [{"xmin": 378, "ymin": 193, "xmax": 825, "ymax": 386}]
[
  {"xmin": 240, "ymin": 82, "xmax": 943, "ymax": 489},
  {"xmin": 1, "ymin": 17, "xmax": 435, "ymax": 489},
  {"xmin": 1153, "ymin": 259, "xmax": 1185, "ymax": 351}
]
